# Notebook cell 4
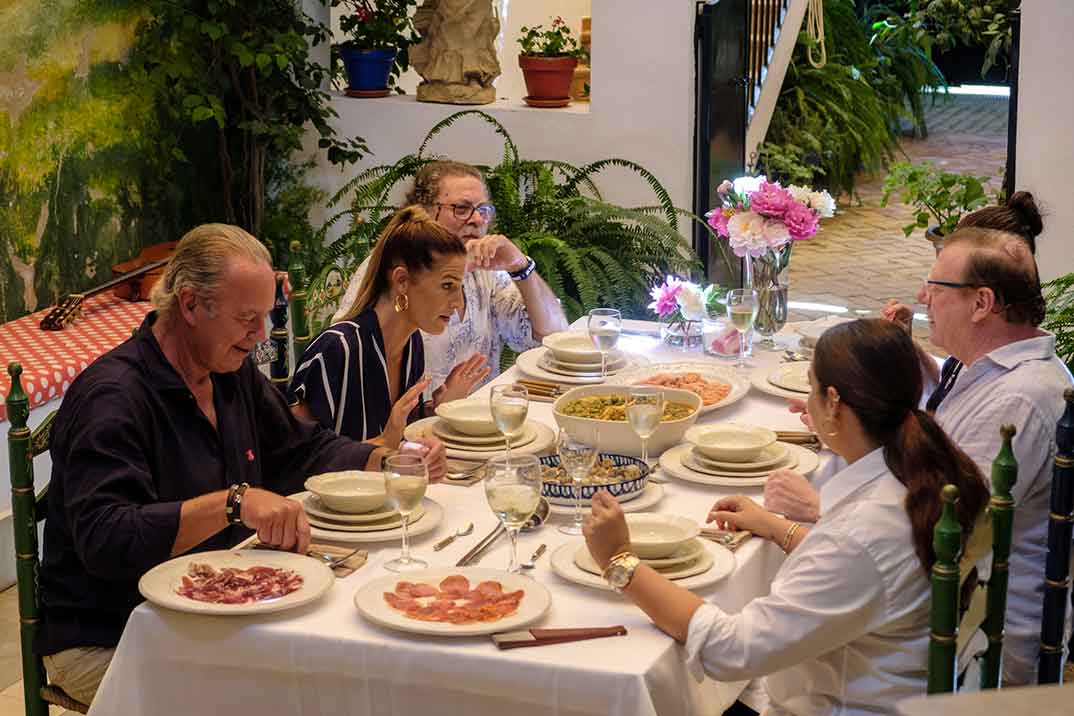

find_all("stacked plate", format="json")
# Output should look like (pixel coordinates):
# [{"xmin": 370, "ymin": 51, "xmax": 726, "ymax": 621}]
[
  {"xmin": 404, "ymin": 416, "xmax": 556, "ymax": 460},
  {"xmin": 550, "ymin": 539, "xmax": 735, "ymax": 591},
  {"xmin": 290, "ymin": 491, "xmax": 444, "ymax": 544},
  {"xmin": 750, "ymin": 360, "xmax": 812, "ymax": 400},
  {"xmin": 659, "ymin": 441, "xmax": 819, "ymax": 487},
  {"xmin": 515, "ymin": 346, "xmax": 648, "ymax": 386}
]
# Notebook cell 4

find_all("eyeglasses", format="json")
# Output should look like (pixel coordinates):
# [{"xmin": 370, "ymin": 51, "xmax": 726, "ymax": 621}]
[
  {"xmin": 924, "ymin": 278, "xmax": 981, "ymax": 291},
  {"xmin": 434, "ymin": 202, "xmax": 496, "ymax": 223}
]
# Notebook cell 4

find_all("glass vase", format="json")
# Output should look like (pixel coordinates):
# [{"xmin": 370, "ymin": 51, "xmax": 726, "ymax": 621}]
[
  {"xmin": 747, "ymin": 245, "xmax": 792, "ymax": 351},
  {"xmin": 659, "ymin": 318, "xmax": 703, "ymax": 351}
]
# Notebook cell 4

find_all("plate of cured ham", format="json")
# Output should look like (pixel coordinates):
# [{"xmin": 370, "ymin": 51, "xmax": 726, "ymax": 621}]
[
  {"xmin": 138, "ymin": 549, "xmax": 334, "ymax": 616},
  {"xmin": 354, "ymin": 568, "xmax": 551, "ymax": 637}
]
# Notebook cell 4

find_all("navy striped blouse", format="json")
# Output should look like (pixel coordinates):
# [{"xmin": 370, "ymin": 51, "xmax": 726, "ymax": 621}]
[{"xmin": 288, "ymin": 310, "xmax": 425, "ymax": 441}]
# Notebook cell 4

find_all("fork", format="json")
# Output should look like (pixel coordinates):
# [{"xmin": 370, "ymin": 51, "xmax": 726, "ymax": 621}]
[{"xmin": 309, "ymin": 546, "xmax": 363, "ymax": 567}]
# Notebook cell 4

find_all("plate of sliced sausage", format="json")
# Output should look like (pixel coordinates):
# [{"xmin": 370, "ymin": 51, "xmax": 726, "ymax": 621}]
[{"xmin": 354, "ymin": 568, "xmax": 551, "ymax": 636}]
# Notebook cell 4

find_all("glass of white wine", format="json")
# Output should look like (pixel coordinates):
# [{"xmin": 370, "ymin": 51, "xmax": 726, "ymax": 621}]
[
  {"xmin": 726, "ymin": 289, "xmax": 760, "ymax": 373},
  {"xmin": 484, "ymin": 454, "xmax": 542, "ymax": 572},
  {"xmin": 626, "ymin": 387, "xmax": 664, "ymax": 466},
  {"xmin": 587, "ymin": 308, "xmax": 622, "ymax": 379},
  {"xmin": 490, "ymin": 384, "xmax": 529, "ymax": 457},
  {"xmin": 382, "ymin": 454, "xmax": 429, "ymax": 573},
  {"xmin": 556, "ymin": 428, "xmax": 598, "ymax": 536}
]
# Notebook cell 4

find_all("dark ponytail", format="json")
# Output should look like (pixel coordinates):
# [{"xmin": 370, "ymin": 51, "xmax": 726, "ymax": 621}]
[{"xmin": 813, "ymin": 320, "xmax": 991, "ymax": 573}]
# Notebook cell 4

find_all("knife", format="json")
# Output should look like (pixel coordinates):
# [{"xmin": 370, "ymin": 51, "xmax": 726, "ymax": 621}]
[
  {"xmin": 456, "ymin": 523, "xmax": 505, "ymax": 566},
  {"xmin": 492, "ymin": 626, "xmax": 628, "ymax": 649}
]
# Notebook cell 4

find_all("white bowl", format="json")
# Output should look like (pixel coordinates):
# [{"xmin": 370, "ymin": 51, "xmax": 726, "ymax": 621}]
[
  {"xmin": 626, "ymin": 513, "xmax": 700, "ymax": 559},
  {"xmin": 434, "ymin": 399, "xmax": 499, "ymax": 436},
  {"xmin": 552, "ymin": 385, "xmax": 702, "ymax": 458},
  {"xmin": 304, "ymin": 471, "xmax": 387, "ymax": 514},
  {"xmin": 684, "ymin": 423, "xmax": 777, "ymax": 462},
  {"xmin": 542, "ymin": 331, "xmax": 605, "ymax": 364}
]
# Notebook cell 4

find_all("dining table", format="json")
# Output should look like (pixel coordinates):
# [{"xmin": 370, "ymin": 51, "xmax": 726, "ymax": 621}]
[{"xmin": 87, "ymin": 318, "xmax": 834, "ymax": 716}]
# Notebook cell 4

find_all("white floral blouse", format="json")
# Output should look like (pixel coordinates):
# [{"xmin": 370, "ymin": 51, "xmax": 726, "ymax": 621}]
[{"xmin": 333, "ymin": 260, "xmax": 539, "ymax": 394}]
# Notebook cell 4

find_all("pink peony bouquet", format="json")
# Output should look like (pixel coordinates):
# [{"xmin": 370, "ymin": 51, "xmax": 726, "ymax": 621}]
[{"xmin": 705, "ymin": 177, "xmax": 835, "ymax": 259}]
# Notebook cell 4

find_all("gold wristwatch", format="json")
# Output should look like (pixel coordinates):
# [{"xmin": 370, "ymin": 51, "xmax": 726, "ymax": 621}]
[{"xmin": 603, "ymin": 552, "xmax": 640, "ymax": 593}]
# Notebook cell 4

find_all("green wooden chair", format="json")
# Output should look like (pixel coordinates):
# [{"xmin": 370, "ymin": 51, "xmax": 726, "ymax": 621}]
[
  {"xmin": 929, "ymin": 423, "xmax": 1018, "ymax": 694},
  {"xmin": 6, "ymin": 363, "xmax": 89, "ymax": 715},
  {"xmin": 266, "ymin": 240, "xmax": 311, "ymax": 393},
  {"xmin": 1039, "ymin": 387, "xmax": 1074, "ymax": 684}
]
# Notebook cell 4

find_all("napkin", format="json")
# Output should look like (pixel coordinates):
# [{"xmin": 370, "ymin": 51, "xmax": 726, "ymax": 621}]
[
  {"xmin": 699, "ymin": 529, "xmax": 752, "ymax": 552},
  {"xmin": 444, "ymin": 460, "xmax": 487, "ymax": 487},
  {"xmin": 250, "ymin": 541, "xmax": 369, "ymax": 578}
]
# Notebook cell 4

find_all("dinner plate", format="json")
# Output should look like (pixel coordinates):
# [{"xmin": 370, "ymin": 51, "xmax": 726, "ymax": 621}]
[
  {"xmin": 573, "ymin": 543, "xmax": 712, "ymax": 580},
  {"xmin": 434, "ymin": 423, "xmax": 538, "ymax": 453},
  {"xmin": 305, "ymin": 505, "xmax": 426, "ymax": 532},
  {"xmin": 539, "ymin": 352, "xmax": 627, "ymax": 378},
  {"xmin": 638, "ymin": 538, "xmax": 705, "ymax": 570},
  {"xmin": 354, "ymin": 567, "xmax": 551, "ymax": 637},
  {"xmin": 608, "ymin": 362, "xmax": 750, "ymax": 415},
  {"xmin": 660, "ymin": 443, "xmax": 819, "ymax": 487},
  {"xmin": 690, "ymin": 442, "xmax": 789, "ymax": 471},
  {"xmin": 405, "ymin": 417, "xmax": 556, "ymax": 460},
  {"xmin": 766, "ymin": 362, "xmax": 811, "ymax": 394},
  {"xmin": 138, "ymin": 549, "xmax": 334, "ymax": 616},
  {"xmin": 296, "ymin": 492, "xmax": 399, "ymax": 524},
  {"xmin": 550, "ymin": 540, "xmax": 734, "ymax": 592},
  {"xmin": 431, "ymin": 420, "xmax": 509, "ymax": 446},
  {"xmin": 300, "ymin": 496, "xmax": 444, "ymax": 544},
  {"xmin": 686, "ymin": 446, "xmax": 798, "ymax": 477},
  {"xmin": 750, "ymin": 365, "xmax": 811, "ymax": 400},
  {"xmin": 515, "ymin": 347, "xmax": 649, "ymax": 385},
  {"xmin": 548, "ymin": 483, "xmax": 665, "ymax": 516}
]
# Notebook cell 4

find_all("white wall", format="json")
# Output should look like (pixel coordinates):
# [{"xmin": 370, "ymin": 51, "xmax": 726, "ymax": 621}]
[{"xmin": 1016, "ymin": 0, "xmax": 1074, "ymax": 282}]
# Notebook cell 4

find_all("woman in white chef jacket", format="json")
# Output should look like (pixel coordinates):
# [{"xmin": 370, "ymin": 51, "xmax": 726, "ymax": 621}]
[{"xmin": 584, "ymin": 319, "xmax": 992, "ymax": 716}]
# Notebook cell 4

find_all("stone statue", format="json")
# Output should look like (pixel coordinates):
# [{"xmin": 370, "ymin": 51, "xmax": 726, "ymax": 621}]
[{"xmin": 411, "ymin": 0, "xmax": 500, "ymax": 105}]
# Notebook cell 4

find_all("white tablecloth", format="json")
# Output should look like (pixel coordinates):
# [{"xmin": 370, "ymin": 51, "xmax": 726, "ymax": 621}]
[{"xmin": 89, "ymin": 322, "xmax": 825, "ymax": 716}]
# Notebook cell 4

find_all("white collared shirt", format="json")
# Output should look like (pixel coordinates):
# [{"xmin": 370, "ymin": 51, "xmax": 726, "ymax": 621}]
[
  {"xmin": 685, "ymin": 448, "xmax": 931, "ymax": 716},
  {"xmin": 333, "ymin": 259, "xmax": 538, "ymax": 392},
  {"xmin": 933, "ymin": 332, "xmax": 1073, "ymax": 685}
]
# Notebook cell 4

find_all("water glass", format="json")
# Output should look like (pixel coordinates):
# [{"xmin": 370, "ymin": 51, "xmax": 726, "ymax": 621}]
[
  {"xmin": 383, "ymin": 454, "xmax": 429, "ymax": 573},
  {"xmin": 556, "ymin": 428, "xmax": 598, "ymax": 536},
  {"xmin": 484, "ymin": 454, "xmax": 542, "ymax": 572},
  {"xmin": 726, "ymin": 289, "xmax": 759, "ymax": 372},
  {"xmin": 626, "ymin": 387, "xmax": 663, "ymax": 466},
  {"xmin": 490, "ymin": 384, "xmax": 529, "ymax": 457},
  {"xmin": 587, "ymin": 308, "xmax": 622, "ymax": 378}
]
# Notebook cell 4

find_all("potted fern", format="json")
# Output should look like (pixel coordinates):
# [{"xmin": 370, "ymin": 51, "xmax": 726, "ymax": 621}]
[
  {"xmin": 880, "ymin": 161, "xmax": 990, "ymax": 253},
  {"xmin": 1044, "ymin": 273, "xmax": 1074, "ymax": 372},
  {"xmin": 517, "ymin": 16, "xmax": 587, "ymax": 108}
]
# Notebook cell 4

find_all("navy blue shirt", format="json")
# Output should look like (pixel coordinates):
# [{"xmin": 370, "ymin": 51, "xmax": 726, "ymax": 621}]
[
  {"xmin": 288, "ymin": 310, "xmax": 425, "ymax": 441},
  {"xmin": 37, "ymin": 313, "xmax": 376, "ymax": 655}
]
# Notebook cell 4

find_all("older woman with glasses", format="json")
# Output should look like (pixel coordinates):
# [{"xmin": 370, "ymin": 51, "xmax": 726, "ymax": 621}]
[{"xmin": 334, "ymin": 160, "xmax": 568, "ymax": 396}]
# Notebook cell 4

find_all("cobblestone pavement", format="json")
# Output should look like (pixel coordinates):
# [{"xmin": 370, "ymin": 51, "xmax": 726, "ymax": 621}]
[{"xmin": 787, "ymin": 94, "xmax": 1010, "ymax": 353}]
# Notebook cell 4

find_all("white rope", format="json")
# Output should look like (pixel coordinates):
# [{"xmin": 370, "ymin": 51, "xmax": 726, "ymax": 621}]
[{"xmin": 805, "ymin": 0, "xmax": 827, "ymax": 69}]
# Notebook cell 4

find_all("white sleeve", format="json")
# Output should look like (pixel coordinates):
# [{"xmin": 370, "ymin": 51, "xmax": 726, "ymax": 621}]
[
  {"xmin": 684, "ymin": 531, "xmax": 885, "ymax": 682},
  {"xmin": 331, "ymin": 258, "xmax": 371, "ymax": 324},
  {"xmin": 489, "ymin": 271, "xmax": 539, "ymax": 352}
]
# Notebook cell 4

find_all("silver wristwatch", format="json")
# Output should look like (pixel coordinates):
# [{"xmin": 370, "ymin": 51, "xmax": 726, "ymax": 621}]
[{"xmin": 603, "ymin": 552, "xmax": 640, "ymax": 592}]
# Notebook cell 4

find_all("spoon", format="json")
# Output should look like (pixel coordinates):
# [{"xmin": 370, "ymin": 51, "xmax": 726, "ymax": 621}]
[
  {"xmin": 433, "ymin": 521, "xmax": 475, "ymax": 552},
  {"xmin": 520, "ymin": 543, "xmax": 547, "ymax": 570}
]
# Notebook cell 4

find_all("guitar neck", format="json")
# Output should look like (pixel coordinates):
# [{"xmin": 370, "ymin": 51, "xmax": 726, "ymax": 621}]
[
  {"xmin": 40, "ymin": 256, "xmax": 171, "ymax": 331},
  {"xmin": 80, "ymin": 258, "xmax": 171, "ymax": 300}
]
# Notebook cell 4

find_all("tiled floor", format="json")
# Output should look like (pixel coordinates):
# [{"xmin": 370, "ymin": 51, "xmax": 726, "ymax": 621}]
[{"xmin": 0, "ymin": 587, "xmax": 73, "ymax": 716}]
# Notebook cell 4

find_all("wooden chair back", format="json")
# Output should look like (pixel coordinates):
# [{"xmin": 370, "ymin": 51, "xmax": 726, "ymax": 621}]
[
  {"xmin": 266, "ymin": 240, "xmax": 311, "ymax": 393},
  {"xmin": 1039, "ymin": 388, "xmax": 1074, "ymax": 684}
]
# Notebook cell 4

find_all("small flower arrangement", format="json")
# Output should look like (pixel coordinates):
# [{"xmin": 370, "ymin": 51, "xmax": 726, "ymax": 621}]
[
  {"xmin": 648, "ymin": 277, "xmax": 729, "ymax": 348},
  {"xmin": 705, "ymin": 176, "xmax": 835, "ymax": 258},
  {"xmin": 518, "ymin": 16, "xmax": 588, "ymax": 59}
]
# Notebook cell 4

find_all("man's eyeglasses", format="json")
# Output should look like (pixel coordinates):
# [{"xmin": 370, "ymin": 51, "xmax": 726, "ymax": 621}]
[
  {"xmin": 435, "ymin": 202, "xmax": 496, "ymax": 223},
  {"xmin": 924, "ymin": 278, "xmax": 981, "ymax": 291}
]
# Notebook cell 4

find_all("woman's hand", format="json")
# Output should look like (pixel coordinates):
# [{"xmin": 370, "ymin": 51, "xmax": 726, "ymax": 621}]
[
  {"xmin": 881, "ymin": 298, "xmax": 914, "ymax": 335},
  {"xmin": 583, "ymin": 491, "xmax": 631, "ymax": 570},
  {"xmin": 788, "ymin": 397, "xmax": 813, "ymax": 429},
  {"xmin": 400, "ymin": 437, "xmax": 447, "ymax": 483},
  {"xmin": 764, "ymin": 470, "xmax": 820, "ymax": 523},
  {"xmin": 707, "ymin": 496, "xmax": 782, "ymax": 542},
  {"xmin": 381, "ymin": 378, "xmax": 431, "ymax": 448},
  {"xmin": 433, "ymin": 355, "xmax": 491, "ymax": 406}
]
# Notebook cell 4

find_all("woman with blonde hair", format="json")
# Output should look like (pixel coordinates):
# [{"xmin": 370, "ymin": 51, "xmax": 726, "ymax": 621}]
[{"xmin": 289, "ymin": 207, "xmax": 490, "ymax": 477}]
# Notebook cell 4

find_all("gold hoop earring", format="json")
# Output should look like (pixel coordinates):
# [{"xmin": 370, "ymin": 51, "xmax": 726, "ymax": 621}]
[
  {"xmin": 394, "ymin": 294, "xmax": 409, "ymax": 313},
  {"xmin": 821, "ymin": 417, "xmax": 839, "ymax": 439}
]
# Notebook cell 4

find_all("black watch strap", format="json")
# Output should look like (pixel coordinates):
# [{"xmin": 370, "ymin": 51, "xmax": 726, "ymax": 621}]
[
  {"xmin": 508, "ymin": 256, "xmax": 537, "ymax": 281},
  {"xmin": 225, "ymin": 482, "xmax": 250, "ymax": 526}
]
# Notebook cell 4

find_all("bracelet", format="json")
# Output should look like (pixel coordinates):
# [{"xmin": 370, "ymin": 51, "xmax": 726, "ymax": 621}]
[
  {"xmin": 780, "ymin": 521, "xmax": 801, "ymax": 553},
  {"xmin": 225, "ymin": 482, "xmax": 250, "ymax": 526},
  {"xmin": 508, "ymin": 256, "xmax": 537, "ymax": 281}
]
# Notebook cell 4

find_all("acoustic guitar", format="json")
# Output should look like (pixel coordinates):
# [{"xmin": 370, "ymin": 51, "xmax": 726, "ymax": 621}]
[{"xmin": 39, "ymin": 242, "xmax": 177, "ymax": 331}]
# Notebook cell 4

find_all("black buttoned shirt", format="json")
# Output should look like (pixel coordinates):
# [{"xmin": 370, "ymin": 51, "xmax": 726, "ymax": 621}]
[{"xmin": 37, "ymin": 313, "xmax": 376, "ymax": 655}]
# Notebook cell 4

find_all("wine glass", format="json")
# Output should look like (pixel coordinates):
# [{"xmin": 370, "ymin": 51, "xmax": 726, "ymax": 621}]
[
  {"xmin": 726, "ymin": 289, "xmax": 759, "ymax": 372},
  {"xmin": 556, "ymin": 428, "xmax": 598, "ymax": 536},
  {"xmin": 490, "ymin": 384, "xmax": 529, "ymax": 457},
  {"xmin": 626, "ymin": 387, "xmax": 663, "ymax": 467},
  {"xmin": 587, "ymin": 308, "xmax": 622, "ymax": 378},
  {"xmin": 382, "ymin": 454, "xmax": 429, "ymax": 573},
  {"xmin": 484, "ymin": 454, "xmax": 542, "ymax": 572}
]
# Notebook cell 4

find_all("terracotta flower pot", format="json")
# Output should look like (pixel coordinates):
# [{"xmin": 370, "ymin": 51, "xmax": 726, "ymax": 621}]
[{"xmin": 518, "ymin": 55, "xmax": 578, "ymax": 107}]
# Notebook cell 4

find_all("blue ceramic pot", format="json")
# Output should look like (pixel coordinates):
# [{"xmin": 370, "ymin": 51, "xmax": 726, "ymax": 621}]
[
  {"xmin": 340, "ymin": 47, "xmax": 397, "ymax": 92},
  {"xmin": 538, "ymin": 453, "xmax": 650, "ymax": 506}
]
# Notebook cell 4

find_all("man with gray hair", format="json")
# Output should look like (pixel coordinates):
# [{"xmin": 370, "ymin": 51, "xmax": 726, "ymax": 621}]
[{"xmin": 36, "ymin": 224, "xmax": 436, "ymax": 704}]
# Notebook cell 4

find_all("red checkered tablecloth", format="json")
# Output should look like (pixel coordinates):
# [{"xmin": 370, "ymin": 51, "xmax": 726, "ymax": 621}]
[{"xmin": 0, "ymin": 293, "xmax": 152, "ymax": 422}]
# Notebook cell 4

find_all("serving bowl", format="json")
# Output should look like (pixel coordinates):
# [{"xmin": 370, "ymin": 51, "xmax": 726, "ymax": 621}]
[
  {"xmin": 304, "ymin": 471, "xmax": 387, "ymax": 514},
  {"xmin": 538, "ymin": 453, "xmax": 649, "ymax": 506},
  {"xmin": 541, "ymin": 331, "xmax": 605, "ymax": 364},
  {"xmin": 552, "ymin": 385, "xmax": 702, "ymax": 458},
  {"xmin": 434, "ymin": 399, "xmax": 499, "ymax": 436},
  {"xmin": 684, "ymin": 423, "xmax": 777, "ymax": 462},
  {"xmin": 626, "ymin": 513, "xmax": 700, "ymax": 559}
]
